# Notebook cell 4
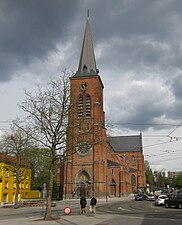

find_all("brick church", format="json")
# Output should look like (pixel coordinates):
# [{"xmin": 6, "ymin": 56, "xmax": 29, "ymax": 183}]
[{"xmin": 63, "ymin": 16, "xmax": 146, "ymax": 198}]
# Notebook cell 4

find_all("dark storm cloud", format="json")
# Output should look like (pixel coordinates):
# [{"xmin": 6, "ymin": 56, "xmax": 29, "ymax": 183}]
[
  {"xmin": 80, "ymin": 0, "xmax": 182, "ymax": 131},
  {"xmin": 167, "ymin": 74, "xmax": 182, "ymax": 120},
  {"xmin": 171, "ymin": 74, "xmax": 182, "ymax": 100},
  {"xmin": 91, "ymin": 0, "xmax": 182, "ymax": 41},
  {"xmin": 0, "ymin": 0, "xmax": 79, "ymax": 81},
  {"xmin": 1, "ymin": 0, "xmax": 182, "ymax": 133},
  {"xmin": 1, "ymin": 0, "xmax": 182, "ymax": 82},
  {"xmin": 90, "ymin": 0, "xmax": 182, "ymax": 77}
]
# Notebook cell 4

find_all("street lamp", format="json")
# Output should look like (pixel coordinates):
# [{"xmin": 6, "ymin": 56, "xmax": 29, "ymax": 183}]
[{"xmin": 106, "ymin": 175, "xmax": 108, "ymax": 202}]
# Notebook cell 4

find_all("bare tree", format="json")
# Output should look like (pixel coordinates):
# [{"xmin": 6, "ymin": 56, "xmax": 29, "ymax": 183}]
[
  {"xmin": 0, "ymin": 126, "xmax": 34, "ymax": 207},
  {"xmin": 15, "ymin": 70, "xmax": 70, "ymax": 220}
]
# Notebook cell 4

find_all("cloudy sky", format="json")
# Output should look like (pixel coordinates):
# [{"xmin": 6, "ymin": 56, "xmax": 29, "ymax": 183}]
[{"xmin": 0, "ymin": 0, "xmax": 182, "ymax": 171}]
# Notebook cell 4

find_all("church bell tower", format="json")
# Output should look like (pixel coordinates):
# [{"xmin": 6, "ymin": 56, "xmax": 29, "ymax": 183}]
[{"xmin": 64, "ymin": 14, "xmax": 107, "ymax": 198}]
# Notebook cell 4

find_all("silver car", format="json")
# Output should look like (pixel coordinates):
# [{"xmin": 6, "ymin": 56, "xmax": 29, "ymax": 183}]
[{"xmin": 155, "ymin": 195, "xmax": 168, "ymax": 206}]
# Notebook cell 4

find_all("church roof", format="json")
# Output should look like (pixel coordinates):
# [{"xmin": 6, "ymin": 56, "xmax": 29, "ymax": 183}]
[
  {"xmin": 107, "ymin": 135, "xmax": 142, "ymax": 153},
  {"xmin": 129, "ymin": 167, "xmax": 138, "ymax": 172},
  {"xmin": 107, "ymin": 159, "xmax": 122, "ymax": 167},
  {"xmin": 74, "ymin": 14, "xmax": 98, "ymax": 77}
]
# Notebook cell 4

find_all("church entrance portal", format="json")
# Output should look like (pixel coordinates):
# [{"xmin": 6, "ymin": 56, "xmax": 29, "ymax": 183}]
[
  {"xmin": 76, "ymin": 170, "xmax": 92, "ymax": 198},
  {"xmin": 110, "ymin": 179, "xmax": 116, "ymax": 197}
]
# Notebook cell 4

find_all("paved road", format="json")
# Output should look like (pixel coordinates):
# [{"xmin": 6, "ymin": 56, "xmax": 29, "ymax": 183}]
[
  {"xmin": 98, "ymin": 199, "xmax": 182, "ymax": 224},
  {"xmin": 1, "ymin": 198, "xmax": 182, "ymax": 225}
]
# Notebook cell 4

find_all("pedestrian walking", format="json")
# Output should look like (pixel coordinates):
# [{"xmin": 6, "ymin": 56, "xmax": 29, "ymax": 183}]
[
  {"xmin": 80, "ymin": 196, "xmax": 87, "ymax": 214},
  {"xmin": 90, "ymin": 196, "xmax": 97, "ymax": 214}
]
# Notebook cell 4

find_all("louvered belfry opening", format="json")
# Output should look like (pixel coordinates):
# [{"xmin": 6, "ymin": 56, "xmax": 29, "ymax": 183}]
[
  {"xmin": 85, "ymin": 94, "xmax": 91, "ymax": 117},
  {"xmin": 78, "ymin": 94, "xmax": 91, "ymax": 118},
  {"xmin": 78, "ymin": 95, "xmax": 83, "ymax": 117}
]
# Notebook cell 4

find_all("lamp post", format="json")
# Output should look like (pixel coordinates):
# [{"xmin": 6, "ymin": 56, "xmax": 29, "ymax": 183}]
[{"xmin": 106, "ymin": 175, "xmax": 108, "ymax": 202}]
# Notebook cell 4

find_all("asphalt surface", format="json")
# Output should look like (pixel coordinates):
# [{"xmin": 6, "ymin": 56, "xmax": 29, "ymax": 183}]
[
  {"xmin": 2, "ymin": 196, "xmax": 182, "ymax": 225},
  {"xmin": 0, "ymin": 196, "xmax": 132, "ymax": 225}
]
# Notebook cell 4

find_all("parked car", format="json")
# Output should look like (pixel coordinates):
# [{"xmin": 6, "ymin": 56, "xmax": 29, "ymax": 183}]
[
  {"xmin": 155, "ymin": 195, "xmax": 168, "ymax": 206},
  {"xmin": 164, "ymin": 193, "xmax": 182, "ymax": 208},
  {"xmin": 134, "ymin": 193, "xmax": 147, "ymax": 201},
  {"xmin": 146, "ymin": 194, "xmax": 156, "ymax": 201}
]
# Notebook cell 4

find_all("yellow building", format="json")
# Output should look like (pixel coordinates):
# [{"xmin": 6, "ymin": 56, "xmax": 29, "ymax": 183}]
[{"xmin": 0, "ymin": 153, "xmax": 39, "ymax": 204}]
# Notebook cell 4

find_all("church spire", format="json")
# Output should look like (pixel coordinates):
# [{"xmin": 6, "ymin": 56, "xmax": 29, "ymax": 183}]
[{"xmin": 75, "ymin": 11, "xmax": 98, "ymax": 76}]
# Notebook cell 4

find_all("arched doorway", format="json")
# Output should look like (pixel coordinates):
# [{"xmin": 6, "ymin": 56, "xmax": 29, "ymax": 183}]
[
  {"xmin": 131, "ymin": 174, "xmax": 136, "ymax": 193},
  {"xmin": 75, "ymin": 170, "xmax": 92, "ymax": 198},
  {"xmin": 110, "ymin": 179, "xmax": 116, "ymax": 197}
]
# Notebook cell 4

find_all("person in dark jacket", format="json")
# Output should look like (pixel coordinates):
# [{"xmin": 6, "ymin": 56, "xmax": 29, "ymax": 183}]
[
  {"xmin": 80, "ymin": 196, "xmax": 87, "ymax": 214},
  {"xmin": 90, "ymin": 196, "xmax": 97, "ymax": 213}
]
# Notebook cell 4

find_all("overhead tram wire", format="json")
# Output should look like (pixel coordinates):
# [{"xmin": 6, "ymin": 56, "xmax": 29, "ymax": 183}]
[
  {"xmin": 0, "ymin": 120, "xmax": 13, "ymax": 132},
  {"xmin": 142, "ymin": 134, "xmax": 181, "ymax": 138},
  {"xmin": 145, "ymin": 148, "xmax": 182, "ymax": 158},
  {"xmin": 0, "ymin": 120, "xmax": 13, "ymax": 123},
  {"xmin": 112, "ymin": 122, "xmax": 178, "ymax": 126},
  {"xmin": 150, "ymin": 156, "xmax": 182, "ymax": 163},
  {"xmin": 109, "ymin": 122, "xmax": 182, "ymax": 146},
  {"xmin": 167, "ymin": 121, "xmax": 182, "ymax": 137},
  {"xmin": 143, "ymin": 138, "xmax": 182, "ymax": 148}
]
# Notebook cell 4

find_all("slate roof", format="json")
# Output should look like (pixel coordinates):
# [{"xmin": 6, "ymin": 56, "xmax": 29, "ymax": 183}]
[
  {"xmin": 129, "ymin": 167, "xmax": 138, "ymax": 172},
  {"xmin": 107, "ymin": 159, "xmax": 122, "ymax": 167},
  {"xmin": 107, "ymin": 135, "xmax": 142, "ymax": 153},
  {"xmin": 74, "ymin": 16, "xmax": 98, "ymax": 77}
]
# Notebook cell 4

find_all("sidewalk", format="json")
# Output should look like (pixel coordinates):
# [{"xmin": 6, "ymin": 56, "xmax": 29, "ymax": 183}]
[
  {"xmin": 61, "ymin": 196, "xmax": 133, "ymax": 225},
  {"xmin": 0, "ymin": 195, "xmax": 133, "ymax": 225}
]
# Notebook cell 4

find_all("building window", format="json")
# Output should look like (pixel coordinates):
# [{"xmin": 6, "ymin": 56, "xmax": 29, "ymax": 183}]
[
  {"xmin": 3, "ymin": 193, "xmax": 8, "ymax": 202},
  {"xmin": 5, "ymin": 169, "xmax": 9, "ymax": 178},
  {"xmin": 26, "ymin": 171, "xmax": 29, "ymax": 179},
  {"xmin": 131, "ymin": 174, "xmax": 136, "ymax": 186},
  {"xmin": 4, "ymin": 181, "xmax": 8, "ymax": 189},
  {"xmin": 13, "ymin": 193, "xmax": 15, "ymax": 202},
  {"xmin": 85, "ymin": 94, "xmax": 91, "ymax": 117},
  {"xmin": 78, "ymin": 95, "xmax": 83, "ymax": 117},
  {"xmin": 130, "ymin": 156, "xmax": 136, "ymax": 167},
  {"xmin": 13, "ymin": 182, "xmax": 16, "ymax": 189}
]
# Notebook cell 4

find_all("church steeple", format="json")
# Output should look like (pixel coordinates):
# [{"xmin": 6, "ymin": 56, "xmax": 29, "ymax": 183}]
[{"xmin": 75, "ymin": 11, "xmax": 98, "ymax": 76}]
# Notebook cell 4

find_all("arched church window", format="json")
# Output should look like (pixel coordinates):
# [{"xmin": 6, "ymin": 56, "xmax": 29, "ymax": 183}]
[
  {"xmin": 78, "ymin": 95, "xmax": 83, "ymax": 117},
  {"xmin": 85, "ymin": 94, "xmax": 91, "ymax": 117},
  {"xmin": 130, "ymin": 155, "xmax": 136, "ymax": 166},
  {"xmin": 111, "ymin": 178, "xmax": 116, "ymax": 185},
  {"xmin": 131, "ymin": 174, "xmax": 136, "ymax": 186},
  {"xmin": 77, "ymin": 170, "xmax": 91, "ymax": 184}
]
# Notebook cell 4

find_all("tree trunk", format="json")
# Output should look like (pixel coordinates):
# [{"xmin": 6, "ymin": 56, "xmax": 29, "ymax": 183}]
[
  {"xmin": 15, "ymin": 171, "xmax": 20, "ymax": 207},
  {"xmin": 44, "ymin": 169, "xmax": 54, "ymax": 220}
]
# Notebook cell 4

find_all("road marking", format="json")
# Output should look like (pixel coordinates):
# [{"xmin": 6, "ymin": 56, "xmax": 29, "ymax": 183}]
[{"xmin": 118, "ymin": 207, "xmax": 131, "ymax": 211}]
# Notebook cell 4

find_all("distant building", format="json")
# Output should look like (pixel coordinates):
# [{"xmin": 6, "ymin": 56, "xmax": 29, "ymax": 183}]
[
  {"xmin": 0, "ymin": 153, "xmax": 39, "ymax": 204},
  {"xmin": 168, "ymin": 171, "xmax": 182, "ymax": 179},
  {"xmin": 63, "ymin": 15, "xmax": 146, "ymax": 198}
]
